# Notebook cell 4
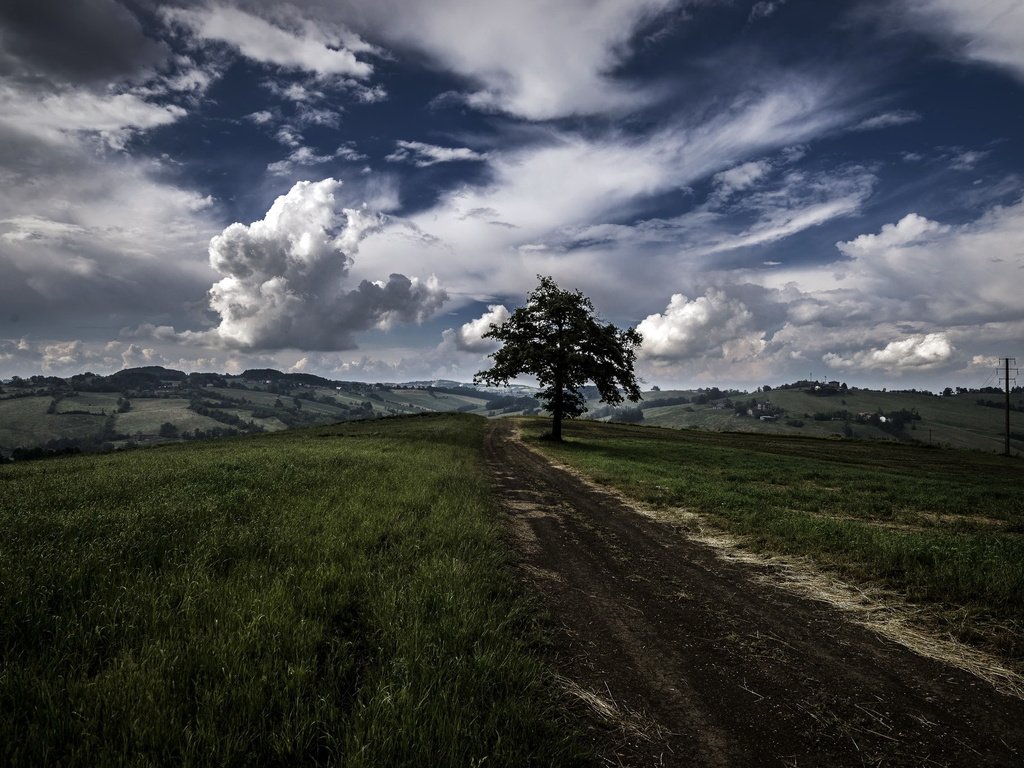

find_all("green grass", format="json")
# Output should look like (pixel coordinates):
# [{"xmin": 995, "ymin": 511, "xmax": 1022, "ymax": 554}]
[
  {"xmin": 0, "ymin": 414, "xmax": 590, "ymax": 766},
  {"xmin": 114, "ymin": 397, "xmax": 225, "ymax": 437},
  {"xmin": 0, "ymin": 396, "xmax": 108, "ymax": 451},
  {"xmin": 523, "ymin": 418, "xmax": 1024, "ymax": 659},
  {"xmin": 631, "ymin": 388, "xmax": 1024, "ymax": 453},
  {"xmin": 54, "ymin": 392, "xmax": 121, "ymax": 414}
]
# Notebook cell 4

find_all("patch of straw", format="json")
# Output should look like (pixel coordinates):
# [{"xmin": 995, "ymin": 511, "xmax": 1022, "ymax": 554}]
[{"xmin": 554, "ymin": 674, "xmax": 668, "ymax": 745}]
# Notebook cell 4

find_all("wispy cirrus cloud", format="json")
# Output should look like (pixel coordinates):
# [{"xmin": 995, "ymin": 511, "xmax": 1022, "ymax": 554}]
[
  {"xmin": 386, "ymin": 140, "xmax": 489, "ymax": 167},
  {"xmin": 893, "ymin": 0, "xmax": 1024, "ymax": 83},
  {"xmin": 341, "ymin": 0, "xmax": 682, "ymax": 119},
  {"xmin": 852, "ymin": 109, "xmax": 920, "ymax": 131}
]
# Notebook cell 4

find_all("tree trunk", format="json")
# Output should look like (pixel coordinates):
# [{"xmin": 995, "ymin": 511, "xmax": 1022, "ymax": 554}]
[
  {"xmin": 551, "ymin": 406, "xmax": 562, "ymax": 441},
  {"xmin": 552, "ymin": 380, "xmax": 563, "ymax": 441}
]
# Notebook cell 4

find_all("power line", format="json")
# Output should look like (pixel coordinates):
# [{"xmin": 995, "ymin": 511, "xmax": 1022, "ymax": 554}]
[{"xmin": 1000, "ymin": 358, "xmax": 1018, "ymax": 457}]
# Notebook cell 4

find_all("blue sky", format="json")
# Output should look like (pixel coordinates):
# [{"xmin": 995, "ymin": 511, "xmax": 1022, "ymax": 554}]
[{"xmin": 1, "ymin": 0, "xmax": 1022, "ymax": 389}]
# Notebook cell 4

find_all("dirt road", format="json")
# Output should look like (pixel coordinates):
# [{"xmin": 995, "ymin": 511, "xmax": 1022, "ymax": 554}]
[{"xmin": 484, "ymin": 421, "xmax": 1024, "ymax": 767}]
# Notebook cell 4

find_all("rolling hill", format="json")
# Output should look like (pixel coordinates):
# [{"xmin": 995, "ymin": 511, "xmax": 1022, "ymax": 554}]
[{"xmin": 2, "ymin": 367, "xmax": 1021, "ymax": 458}]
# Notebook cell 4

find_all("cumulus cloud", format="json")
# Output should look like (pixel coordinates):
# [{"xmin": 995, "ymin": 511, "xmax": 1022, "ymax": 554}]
[
  {"xmin": 747, "ymin": 199, "xmax": 1024, "ymax": 382},
  {"xmin": 120, "ymin": 343, "xmax": 167, "ymax": 368},
  {"xmin": 163, "ymin": 4, "xmax": 375, "ymax": 79},
  {"xmin": 836, "ymin": 212, "xmax": 949, "ymax": 257},
  {"xmin": 823, "ymin": 333, "xmax": 956, "ymax": 371},
  {"xmin": 386, "ymin": 140, "xmax": 489, "ymax": 167},
  {"xmin": 197, "ymin": 178, "xmax": 447, "ymax": 350},
  {"xmin": 829, "ymin": 206, "xmax": 1024, "ymax": 324},
  {"xmin": 0, "ymin": 338, "xmax": 130, "ymax": 375},
  {"xmin": 452, "ymin": 305, "xmax": 510, "ymax": 352},
  {"xmin": 638, "ymin": 289, "xmax": 766, "ymax": 362}
]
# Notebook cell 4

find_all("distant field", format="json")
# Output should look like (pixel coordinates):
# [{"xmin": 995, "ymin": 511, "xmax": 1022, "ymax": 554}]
[
  {"xmin": 524, "ymin": 418, "xmax": 1024, "ymax": 660},
  {"xmin": 115, "ymin": 397, "xmax": 224, "ymax": 436},
  {"xmin": 630, "ymin": 388, "xmax": 1024, "ymax": 454},
  {"xmin": 0, "ymin": 414, "xmax": 589, "ymax": 766},
  {"xmin": 0, "ymin": 396, "xmax": 107, "ymax": 450},
  {"xmin": 55, "ymin": 391, "xmax": 121, "ymax": 414}
]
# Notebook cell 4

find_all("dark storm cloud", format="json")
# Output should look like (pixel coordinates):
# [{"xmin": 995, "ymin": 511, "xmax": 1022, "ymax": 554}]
[{"xmin": 0, "ymin": 0, "xmax": 168, "ymax": 84}]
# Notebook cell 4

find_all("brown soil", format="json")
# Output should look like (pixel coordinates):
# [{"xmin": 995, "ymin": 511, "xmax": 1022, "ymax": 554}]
[{"xmin": 484, "ymin": 421, "xmax": 1024, "ymax": 767}]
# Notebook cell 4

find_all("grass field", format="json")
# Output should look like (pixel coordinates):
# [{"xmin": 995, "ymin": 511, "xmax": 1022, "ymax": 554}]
[
  {"xmin": 54, "ymin": 392, "xmax": 121, "ymax": 414},
  {"xmin": 523, "ymin": 418, "xmax": 1024, "ymax": 660},
  {"xmin": 0, "ymin": 396, "xmax": 108, "ymax": 449},
  {"xmin": 633, "ymin": 388, "xmax": 1024, "ymax": 454},
  {"xmin": 0, "ymin": 414, "xmax": 590, "ymax": 766},
  {"xmin": 115, "ymin": 397, "xmax": 225, "ymax": 436}
]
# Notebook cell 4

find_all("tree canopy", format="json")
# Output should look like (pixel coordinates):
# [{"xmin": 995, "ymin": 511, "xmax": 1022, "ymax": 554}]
[{"xmin": 474, "ymin": 276, "xmax": 642, "ymax": 440}]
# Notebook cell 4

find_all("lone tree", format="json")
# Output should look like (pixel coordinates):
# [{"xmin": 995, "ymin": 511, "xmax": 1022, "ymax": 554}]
[{"xmin": 474, "ymin": 275, "xmax": 642, "ymax": 441}]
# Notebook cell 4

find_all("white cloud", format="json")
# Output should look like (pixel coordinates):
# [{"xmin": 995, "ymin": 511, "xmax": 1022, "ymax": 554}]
[
  {"xmin": 164, "ymin": 5, "xmax": 375, "ymax": 79},
  {"xmin": 386, "ymin": 140, "xmax": 489, "ymax": 167},
  {"xmin": 453, "ymin": 305, "xmax": 510, "ymax": 352},
  {"xmin": 343, "ymin": 0, "xmax": 679, "ymax": 119},
  {"xmin": 553, "ymin": 164, "xmax": 875, "ymax": 262},
  {"xmin": 713, "ymin": 160, "xmax": 771, "ymax": 196},
  {"xmin": 120, "ymin": 343, "xmax": 167, "ymax": 368},
  {"xmin": 746, "ymin": 199, "xmax": 1024, "ymax": 382},
  {"xmin": 350, "ymin": 77, "xmax": 856, "ymax": 327},
  {"xmin": 196, "ymin": 178, "xmax": 447, "ymax": 350},
  {"xmin": 831, "ymin": 203, "xmax": 1024, "ymax": 324},
  {"xmin": 0, "ymin": 130, "xmax": 220, "ymax": 334},
  {"xmin": 836, "ymin": 212, "xmax": 949, "ymax": 257},
  {"xmin": 248, "ymin": 109, "xmax": 275, "ymax": 124},
  {"xmin": 266, "ymin": 144, "xmax": 366, "ymax": 175},
  {"xmin": 823, "ymin": 332, "xmax": 956, "ymax": 371},
  {"xmin": 0, "ymin": 83, "xmax": 185, "ymax": 149},
  {"xmin": 637, "ymin": 289, "xmax": 766, "ymax": 362},
  {"xmin": 275, "ymin": 125, "xmax": 304, "ymax": 148},
  {"xmin": 749, "ymin": 1, "xmax": 787, "ymax": 21},
  {"xmin": 852, "ymin": 110, "xmax": 921, "ymax": 131},
  {"xmin": 895, "ymin": 0, "xmax": 1024, "ymax": 82},
  {"xmin": 950, "ymin": 149, "xmax": 988, "ymax": 171}
]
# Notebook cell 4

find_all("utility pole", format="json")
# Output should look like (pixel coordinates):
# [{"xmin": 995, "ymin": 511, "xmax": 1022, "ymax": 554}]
[{"xmin": 1001, "ymin": 358, "xmax": 1018, "ymax": 456}]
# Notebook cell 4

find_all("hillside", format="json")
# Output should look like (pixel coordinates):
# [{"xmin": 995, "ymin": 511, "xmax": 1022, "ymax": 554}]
[
  {"xmin": 595, "ymin": 384, "xmax": 1024, "ymax": 456},
  {"xmin": 0, "ymin": 367, "xmax": 540, "ymax": 458},
  {"xmin": 3, "ymin": 367, "xmax": 1022, "ymax": 458}
]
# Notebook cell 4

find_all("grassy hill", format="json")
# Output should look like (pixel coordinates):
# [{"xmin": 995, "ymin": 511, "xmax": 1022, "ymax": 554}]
[
  {"xmin": 604, "ymin": 386, "xmax": 1024, "ymax": 456},
  {"xmin": 3, "ymin": 401, "xmax": 1023, "ymax": 762},
  {"xmin": 0, "ymin": 369, "xmax": 540, "ymax": 458},
  {"xmin": 3, "ymin": 367, "xmax": 1021, "ymax": 459},
  {"xmin": 0, "ymin": 414, "xmax": 589, "ymax": 766}
]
